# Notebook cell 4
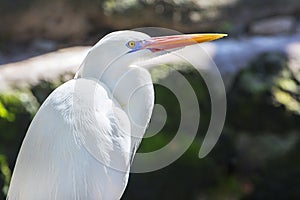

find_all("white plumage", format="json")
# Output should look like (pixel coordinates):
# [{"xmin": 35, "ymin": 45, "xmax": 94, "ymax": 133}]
[
  {"xmin": 8, "ymin": 31, "xmax": 154, "ymax": 200},
  {"xmin": 7, "ymin": 30, "xmax": 226, "ymax": 200}
]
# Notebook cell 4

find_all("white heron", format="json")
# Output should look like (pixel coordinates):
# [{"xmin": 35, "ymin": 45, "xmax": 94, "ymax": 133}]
[{"xmin": 7, "ymin": 30, "xmax": 226, "ymax": 200}]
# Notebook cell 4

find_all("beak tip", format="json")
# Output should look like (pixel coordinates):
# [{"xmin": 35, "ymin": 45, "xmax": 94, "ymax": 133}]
[
  {"xmin": 215, "ymin": 33, "xmax": 228, "ymax": 39},
  {"xmin": 194, "ymin": 33, "xmax": 228, "ymax": 43}
]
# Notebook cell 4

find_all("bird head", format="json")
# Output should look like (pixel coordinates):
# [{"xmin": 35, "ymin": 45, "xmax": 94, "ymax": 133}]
[
  {"xmin": 76, "ymin": 30, "xmax": 226, "ymax": 148},
  {"xmin": 77, "ymin": 30, "xmax": 227, "ymax": 81}
]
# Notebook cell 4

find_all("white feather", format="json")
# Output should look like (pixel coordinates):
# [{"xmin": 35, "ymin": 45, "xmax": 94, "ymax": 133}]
[
  {"xmin": 7, "ymin": 79, "xmax": 132, "ymax": 200},
  {"xmin": 7, "ymin": 31, "xmax": 155, "ymax": 200}
]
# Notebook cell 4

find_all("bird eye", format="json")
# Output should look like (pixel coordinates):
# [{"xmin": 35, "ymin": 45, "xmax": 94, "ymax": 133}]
[{"xmin": 127, "ymin": 41, "xmax": 136, "ymax": 49}]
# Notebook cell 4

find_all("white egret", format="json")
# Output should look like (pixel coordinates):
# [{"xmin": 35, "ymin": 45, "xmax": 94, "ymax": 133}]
[{"xmin": 7, "ymin": 30, "xmax": 226, "ymax": 200}]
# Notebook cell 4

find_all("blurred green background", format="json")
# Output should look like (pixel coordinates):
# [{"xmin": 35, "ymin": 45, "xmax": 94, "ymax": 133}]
[{"xmin": 1, "ymin": 0, "xmax": 300, "ymax": 199}]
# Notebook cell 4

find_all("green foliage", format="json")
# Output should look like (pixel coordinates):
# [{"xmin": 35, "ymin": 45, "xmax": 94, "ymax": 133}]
[
  {"xmin": 125, "ymin": 132, "xmax": 240, "ymax": 200},
  {"xmin": 135, "ymin": 52, "xmax": 300, "ymax": 200},
  {"xmin": 126, "ymin": 65, "xmax": 237, "ymax": 199},
  {"xmin": 0, "ymin": 85, "xmax": 54, "ymax": 199},
  {"xmin": 0, "ymin": 90, "xmax": 39, "ymax": 198},
  {"xmin": 1, "ymin": 56, "xmax": 300, "ymax": 199},
  {"xmin": 31, "ymin": 79, "xmax": 60, "ymax": 104},
  {"xmin": 243, "ymin": 141, "xmax": 300, "ymax": 199},
  {"xmin": 0, "ymin": 76, "xmax": 69, "ymax": 199},
  {"xmin": 0, "ymin": 100, "xmax": 15, "ymax": 122},
  {"xmin": 0, "ymin": 91, "xmax": 39, "ymax": 144},
  {"xmin": 0, "ymin": 154, "xmax": 11, "ymax": 199},
  {"xmin": 226, "ymin": 52, "xmax": 300, "ymax": 199},
  {"xmin": 227, "ymin": 52, "xmax": 300, "ymax": 133}
]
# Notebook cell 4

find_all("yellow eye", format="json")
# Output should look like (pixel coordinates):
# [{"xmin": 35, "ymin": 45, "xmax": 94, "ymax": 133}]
[{"xmin": 127, "ymin": 41, "xmax": 135, "ymax": 49}]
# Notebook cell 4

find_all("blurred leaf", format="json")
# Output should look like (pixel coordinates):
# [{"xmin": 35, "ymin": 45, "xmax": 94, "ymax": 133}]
[
  {"xmin": 0, "ymin": 101, "xmax": 15, "ymax": 122},
  {"xmin": 0, "ymin": 154, "xmax": 11, "ymax": 198}
]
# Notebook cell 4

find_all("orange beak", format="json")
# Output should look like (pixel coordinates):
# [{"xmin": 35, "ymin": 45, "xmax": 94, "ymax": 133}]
[{"xmin": 140, "ymin": 33, "xmax": 227, "ymax": 52}]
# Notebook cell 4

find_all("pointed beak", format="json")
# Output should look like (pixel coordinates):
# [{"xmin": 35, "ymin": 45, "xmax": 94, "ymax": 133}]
[{"xmin": 139, "ymin": 33, "xmax": 227, "ymax": 52}]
